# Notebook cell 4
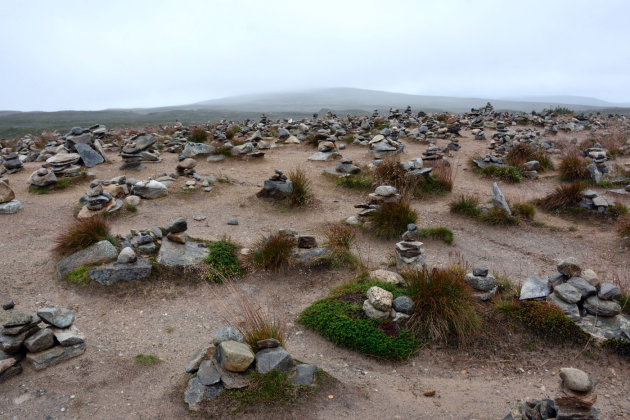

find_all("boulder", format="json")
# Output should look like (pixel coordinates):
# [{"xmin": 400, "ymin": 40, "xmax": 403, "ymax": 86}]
[
  {"xmin": 560, "ymin": 368, "xmax": 593, "ymax": 393},
  {"xmin": 197, "ymin": 360, "xmax": 222, "ymax": 386},
  {"xmin": 117, "ymin": 247, "xmax": 137, "ymax": 264},
  {"xmin": 182, "ymin": 142, "xmax": 215, "ymax": 158},
  {"xmin": 133, "ymin": 180, "xmax": 167, "ymax": 199},
  {"xmin": 24, "ymin": 328, "xmax": 54, "ymax": 353},
  {"xmin": 583, "ymin": 296, "xmax": 621, "ymax": 317},
  {"xmin": 50, "ymin": 325, "xmax": 85, "ymax": 346},
  {"xmin": 184, "ymin": 376, "xmax": 223, "ymax": 411},
  {"xmin": 27, "ymin": 168, "xmax": 57, "ymax": 187},
  {"xmin": 362, "ymin": 300, "xmax": 389, "ymax": 319},
  {"xmin": 392, "ymin": 296, "xmax": 413, "ymax": 314},
  {"xmin": 122, "ymin": 134, "xmax": 156, "ymax": 154},
  {"xmin": 466, "ymin": 273, "xmax": 498, "ymax": 292},
  {"xmin": 37, "ymin": 307, "xmax": 74, "ymax": 328},
  {"xmin": 212, "ymin": 326, "xmax": 244, "ymax": 346},
  {"xmin": 186, "ymin": 346, "xmax": 212, "ymax": 373},
  {"xmin": 598, "ymin": 283, "xmax": 621, "ymax": 300},
  {"xmin": 156, "ymin": 238, "xmax": 209, "ymax": 267},
  {"xmin": 87, "ymin": 259, "xmax": 152, "ymax": 285},
  {"xmin": 580, "ymin": 269, "xmax": 599, "ymax": 287},
  {"xmin": 567, "ymin": 277, "xmax": 597, "ymax": 298},
  {"xmin": 215, "ymin": 341, "xmax": 255, "ymax": 372},
  {"xmin": 165, "ymin": 217, "xmax": 187, "ymax": 234},
  {"xmin": 75, "ymin": 143, "xmax": 104, "ymax": 168},
  {"xmin": 255, "ymin": 347, "xmax": 295, "ymax": 374},
  {"xmin": 557, "ymin": 258, "xmax": 581, "ymax": 277},
  {"xmin": 366, "ymin": 286, "xmax": 393, "ymax": 311},
  {"xmin": 519, "ymin": 275, "xmax": 550, "ymax": 300},
  {"xmin": 554, "ymin": 283, "xmax": 582, "ymax": 304},
  {"xmin": 369, "ymin": 269, "xmax": 404, "ymax": 285},
  {"xmin": 56, "ymin": 240, "xmax": 117, "ymax": 278},
  {"xmin": 0, "ymin": 200, "xmax": 22, "ymax": 214}
]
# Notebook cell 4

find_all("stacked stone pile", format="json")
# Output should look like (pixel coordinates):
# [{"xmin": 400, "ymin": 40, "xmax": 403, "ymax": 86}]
[
  {"xmin": 2, "ymin": 152, "xmax": 24, "ymax": 174},
  {"xmin": 368, "ymin": 134, "xmax": 403, "ymax": 158},
  {"xmin": 465, "ymin": 268, "xmax": 498, "ymax": 301},
  {"xmin": 579, "ymin": 189, "xmax": 615, "ymax": 213},
  {"xmin": 120, "ymin": 133, "xmax": 159, "ymax": 170},
  {"xmin": 77, "ymin": 181, "xmax": 123, "ymax": 219},
  {"xmin": 0, "ymin": 180, "xmax": 22, "ymax": 214},
  {"xmin": 256, "ymin": 169, "xmax": 293, "ymax": 200},
  {"xmin": 184, "ymin": 326, "xmax": 320, "ymax": 410},
  {"xmin": 45, "ymin": 152, "xmax": 82, "ymax": 178},
  {"xmin": 1, "ymin": 303, "xmax": 85, "ymax": 382}
]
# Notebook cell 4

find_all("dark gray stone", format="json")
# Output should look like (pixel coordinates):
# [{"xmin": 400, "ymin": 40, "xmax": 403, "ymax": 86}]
[
  {"xmin": 212, "ymin": 327, "xmax": 243, "ymax": 346},
  {"xmin": 186, "ymin": 347, "xmax": 210, "ymax": 373},
  {"xmin": 473, "ymin": 267, "xmax": 489, "ymax": 277},
  {"xmin": 75, "ymin": 143, "xmax": 104, "ymax": 168},
  {"xmin": 392, "ymin": 296, "xmax": 413, "ymax": 314},
  {"xmin": 255, "ymin": 347, "xmax": 295, "ymax": 374},
  {"xmin": 567, "ymin": 277, "xmax": 597, "ymax": 298},
  {"xmin": 466, "ymin": 273, "xmax": 497, "ymax": 292},
  {"xmin": 519, "ymin": 275, "xmax": 551, "ymax": 300},
  {"xmin": 165, "ymin": 217, "xmax": 187, "ymax": 234},
  {"xmin": 25, "ymin": 343, "xmax": 85, "ymax": 370},
  {"xmin": 56, "ymin": 240, "xmax": 117, "ymax": 278},
  {"xmin": 584, "ymin": 295, "xmax": 621, "ymax": 317},
  {"xmin": 87, "ymin": 259, "xmax": 152, "ymax": 285},
  {"xmin": 184, "ymin": 376, "xmax": 224, "ymax": 411},
  {"xmin": 156, "ymin": 239, "xmax": 209, "ymax": 267},
  {"xmin": 553, "ymin": 283, "xmax": 582, "ymax": 304},
  {"xmin": 290, "ymin": 364, "xmax": 317, "ymax": 386},
  {"xmin": 197, "ymin": 360, "xmax": 222, "ymax": 386},
  {"xmin": 24, "ymin": 328, "xmax": 54, "ymax": 352},
  {"xmin": 598, "ymin": 283, "xmax": 621, "ymax": 300},
  {"xmin": 37, "ymin": 307, "xmax": 74, "ymax": 328}
]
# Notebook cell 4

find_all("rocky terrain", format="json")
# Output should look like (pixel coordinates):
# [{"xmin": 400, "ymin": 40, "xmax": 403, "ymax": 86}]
[{"xmin": 1, "ymin": 104, "xmax": 630, "ymax": 419}]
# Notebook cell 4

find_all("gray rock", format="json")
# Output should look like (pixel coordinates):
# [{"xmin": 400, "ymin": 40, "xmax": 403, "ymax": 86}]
[
  {"xmin": 584, "ymin": 295, "xmax": 621, "ymax": 317},
  {"xmin": 117, "ymin": 247, "xmax": 137, "ymax": 264},
  {"xmin": 367, "ymin": 286, "xmax": 393, "ymax": 311},
  {"xmin": 392, "ymin": 296, "xmax": 413, "ymax": 314},
  {"xmin": 50, "ymin": 325, "xmax": 85, "ymax": 346},
  {"xmin": 0, "ymin": 308, "xmax": 34, "ymax": 328},
  {"xmin": 0, "ymin": 362, "xmax": 22, "ymax": 383},
  {"xmin": 554, "ymin": 283, "xmax": 582, "ymax": 304},
  {"xmin": 37, "ymin": 307, "xmax": 74, "ymax": 328},
  {"xmin": 466, "ymin": 273, "xmax": 498, "ymax": 292},
  {"xmin": 598, "ymin": 283, "xmax": 621, "ymax": 300},
  {"xmin": 560, "ymin": 367, "xmax": 593, "ymax": 393},
  {"xmin": 156, "ymin": 239, "xmax": 209, "ymax": 267},
  {"xmin": 24, "ymin": 328, "xmax": 54, "ymax": 352},
  {"xmin": 227, "ymin": 218, "xmax": 238, "ymax": 225},
  {"xmin": 186, "ymin": 347, "xmax": 211, "ymax": 373},
  {"xmin": 207, "ymin": 155, "xmax": 225, "ymax": 162},
  {"xmin": 567, "ymin": 277, "xmax": 597, "ymax": 298},
  {"xmin": 492, "ymin": 182, "xmax": 512, "ymax": 215},
  {"xmin": 26, "ymin": 343, "xmax": 85, "ymax": 370},
  {"xmin": 0, "ymin": 200, "xmax": 22, "ymax": 214},
  {"xmin": 211, "ymin": 358, "xmax": 249, "ymax": 389},
  {"xmin": 2, "ymin": 301, "xmax": 14, "ymax": 310},
  {"xmin": 362, "ymin": 300, "xmax": 389, "ymax": 319},
  {"xmin": 374, "ymin": 185, "xmax": 397, "ymax": 197},
  {"xmin": 183, "ymin": 142, "xmax": 215, "ymax": 158},
  {"xmin": 87, "ymin": 259, "xmax": 152, "ymax": 285},
  {"xmin": 308, "ymin": 151, "xmax": 340, "ymax": 161},
  {"xmin": 75, "ymin": 143, "xmax": 104, "ymax": 168},
  {"xmin": 133, "ymin": 180, "xmax": 167, "ymax": 199},
  {"xmin": 122, "ymin": 134, "xmax": 156, "ymax": 154},
  {"xmin": 165, "ymin": 217, "xmax": 187, "ymax": 234},
  {"xmin": 557, "ymin": 257, "xmax": 581, "ymax": 277},
  {"xmin": 184, "ymin": 376, "xmax": 223, "ymax": 411},
  {"xmin": 56, "ymin": 240, "xmax": 117, "ymax": 278},
  {"xmin": 213, "ymin": 326, "xmax": 243, "ymax": 346},
  {"xmin": 290, "ymin": 364, "xmax": 317, "ymax": 386},
  {"xmin": 519, "ymin": 275, "xmax": 551, "ymax": 300},
  {"xmin": 547, "ymin": 293, "xmax": 580, "ymax": 320},
  {"xmin": 27, "ymin": 168, "xmax": 57, "ymax": 187},
  {"xmin": 256, "ymin": 338, "xmax": 280, "ymax": 349},
  {"xmin": 369, "ymin": 269, "xmax": 404, "ymax": 285},
  {"xmin": 255, "ymin": 347, "xmax": 295, "ymax": 374},
  {"xmin": 197, "ymin": 360, "xmax": 222, "ymax": 386},
  {"xmin": 473, "ymin": 267, "xmax": 489, "ymax": 277},
  {"xmin": 215, "ymin": 341, "xmax": 255, "ymax": 372}
]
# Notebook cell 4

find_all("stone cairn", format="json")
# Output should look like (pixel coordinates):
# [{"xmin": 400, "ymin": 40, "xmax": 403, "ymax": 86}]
[
  {"xmin": 45, "ymin": 152, "xmax": 82, "ymax": 178},
  {"xmin": 361, "ymin": 284, "xmax": 413, "ymax": 323},
  {"xmin": 465, "ymin": 268, "xmax": 498, "ymax": 301},
  {"xmin": 579, "ymin": 189, "xmax": 614, "ymax": 213},
  {"xmin": 504, "ymin": 368, "xmax": 598, "ymax": 420},
  {"xmin": 77, "ymin": 181, "xmax": 123, "ymax": 219},
  {"xmin": 519, "ymin": 257, "xmax": 628, "ymax": 343},
  {"xmin": 0, "ymin": 179, "xmax": 22, "ymax": 214},
  {"xmin": 1, "ymin": 152, "xmax": 23, "ymax": 174},
  {"xmin": 120, "ymin": 133, "xmax": 159, "ymax": 170},
  {"xmin": 395, "ymin": 224, "xmax": 426, "ymax": 271},
  {"xmin": 27, "ymin": 167, "xmax": 57, "ymax": 188},
  {"xmin": 323, "ymin": 157, "xmax": 361, "ymax": 178},
  {"xmin": 368, "ymin": 134, "xmax": 403, "ymax": 159},
  {"xmin": 183, "ymin": 326, "xmax": 319, "ymax": 411},
  {"xmin": 256, "ymin": 169, "xmax": 293, "ymax": 200},
  {"xmin": 1, "ymin": 302, "xmax": 85, "ymax": 383}
]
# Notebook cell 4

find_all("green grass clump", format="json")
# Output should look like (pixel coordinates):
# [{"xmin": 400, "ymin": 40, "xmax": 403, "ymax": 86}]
[
  {"xmin": 416, "ymin": 226, "xmax": 454, "ymax": 244},
  {"xmin": 479, "ymin": 207, "xmax": 519, "ymax": 226},
  {"xmin": 496, "ymin": 300, "xmax": 588, "ymax": 344},
  {"xmin": 252, "ymin": 231, "xmax": 296, "ymax": 271},
  {"xmin": 320, "ymin": 223, "xmax": 361, "ymax": 270},
  {"xmin": 124, "ymin": 203, "xmax": 138, "ymax": 213},
  {"xmin": 29, "ymin": 173, "xmax": 89, "ymax": 194},
  {"xmin": 505, "ymin": 143, "xmax": 554, "ymax": 171},
  {"xmin": 450, "ymin": 195, "xmax": 482, "ymax": 218},
  {"xmin": 288, "ymin": 168, "xmax": 313, "ymax": 207},
  {"xmin": 53, "ymin": 216, "xmax": 114, "ymax": 256},
  {"xmin": 335, "ymin": 171, "xmax": 373, "ymax": 190},
  {"xmin": 536, "ymin": 182, "xmax": 585, "ymax": 212},
  {"xmin": 204, "ymin": 239, "xmax": 243, "ymax": 283},
  {"xmin": 404, "ymin": 267, "xmax": 481, "ymax": 347},
  {"xmin": 546, "ymin": 106, "xmax": 574, "ymax": 116},
  {"xmin": 597, "ymin": 179, "xmax": 613, "ymax": 188},
  {"xmin": 66, "ymin": 266, "xmax": 91, "ymax": 287},
  {"xmin": 511, "ymin": 202, "xmax": 536, "ymax": 220},
  {"xmin": 368, "ymin": 200, "xmax": 417, "ymax": 239},
  {"xmin": 603, "ymin": 338, "xmax": 630, "ymax": 358},
  {"xmin": 135, "ymin": 354, "xmax": 161, "ymax": 366},
  {"xmin": 298, "ymin": 296, "xmax": 419, "ymax": 360},
  {"xmin": 232, "ymin": 371, "xmax": 297, "ymax": 407},
  {"xmin": 472, "ymin": 163, "xmax": 522, "ymax": 183}
]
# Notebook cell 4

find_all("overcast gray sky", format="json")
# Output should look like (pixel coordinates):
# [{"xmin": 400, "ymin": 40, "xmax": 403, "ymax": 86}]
[{"xmin": 1, "ymin": 0, "xmax": 629, "ymax": 111}]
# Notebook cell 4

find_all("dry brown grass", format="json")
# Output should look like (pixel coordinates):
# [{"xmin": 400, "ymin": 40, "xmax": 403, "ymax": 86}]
[
  {"xmin": 251, "ymin": 231, "xmax": 296, "ymax": 271},
  {"xmin": 425, "ymin": 159, "xmax": 454, "ymax": 191},
  {"xmin": 537, "ymin": 182, "xmax": 585, "ymax": 211},
  {"xmin": 618, "ymin": 214, "xmax": 630, "ymax": 239},
  {"xmin": 322, "ymin": 222, "xmax": 356, "ymax": 249},
  {"xmin": 53, "ymin": 217, "xmax": 114, "ymax": 257},
  {"xmin": 558, "ymin": 149, "xmax": 589, "ymax": 181}
]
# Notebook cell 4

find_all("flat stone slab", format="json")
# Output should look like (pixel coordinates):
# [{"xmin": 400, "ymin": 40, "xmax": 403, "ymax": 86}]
[
  {"xmin": 75, "ymin": 143, "xmax": 104, "ymax": 168},
  {"xmin": 88, "ymin": 259, "xmax": 152, "ymax": 285},
  {"xmin": 519, "ymin": 275, "xmax": 551, "ymax": 300},
  {"xmin": 56, "ymin": 240, "xmax": 117, "ymax": 278},
  {"xmin": 157, "ymin": 240, "xmax": 209, "ymax": 267},
  {"xmin": 25, "ymin": 343, "xmax": 85, "ymax": 370}
]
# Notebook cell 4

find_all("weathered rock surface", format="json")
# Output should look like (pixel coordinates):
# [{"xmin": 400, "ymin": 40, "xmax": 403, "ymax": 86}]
[
  {"xmin": 56, "ymin": 240, "xmax": 117, "ymax": 278},
  {"xmin": 87, "ymin": 259, "xmax": 152, "ymax": 285},
  {"xmin": 215, "ymin": 341, "xmax": 254, "ymax": 372},
  {"xmin": 255, "ymin": 347, "xmax": 295, "ymax": 374}
]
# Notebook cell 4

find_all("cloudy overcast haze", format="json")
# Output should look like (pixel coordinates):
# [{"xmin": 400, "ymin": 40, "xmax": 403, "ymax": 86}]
[{"xmin": 1, "ymin": 0, "xmax": 629, "ymax": 111}]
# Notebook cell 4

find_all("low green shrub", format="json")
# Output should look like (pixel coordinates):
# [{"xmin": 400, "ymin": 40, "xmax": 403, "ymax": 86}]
[
  {"xmin": 66, "ymin": 266, "xmax": 91, "ymax": 286},
  {"xmin": 472, "ymin": 162, "xmax": 522, "ymax": 183},
  {"xmin": 232, "ymin": 371, "xmax": 297, "ymax": 407},
  {"xmin": 204, "ymin": 239, "xmax": 243, "ymax": 283},
  {"xmin": 416, "ymin": 226, "xmax": 454, "ymax": 244},
  {"xmin": 450, "ymin": 195, "xmax": 481, "ymax": 218},
  {"xmin": 496, "ymin": 300, "xmax": 588, "ymax": 344},
  {"xmin": 335, "ymin": 172, "xmax": 373, "ymax": 190},
  {"xmin": 135, "ymin": 354, "xmax": 161, "ymax": 365}
]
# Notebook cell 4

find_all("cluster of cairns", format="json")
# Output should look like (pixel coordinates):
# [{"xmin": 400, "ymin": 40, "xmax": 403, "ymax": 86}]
[
  {"xmin": 519, "ymin": 257, "xmax": 629, "ymax": 343},
  {"xmin": 183, "ymin": 326, "xmax": 318, "ymax": 411},
  {"xmin": 0, "ymin": 179, "xmax": 22, "ymax": 214},
  {"xmin": 504, "ymin": 368, "xmax": 599, "ymax": 420},
  {"xmin": 1, "ymin": 302, "xmax": 85, "ymax": 382}
]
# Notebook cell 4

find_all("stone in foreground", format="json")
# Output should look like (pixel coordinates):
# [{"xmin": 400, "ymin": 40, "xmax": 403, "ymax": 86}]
[
  {"xmin": 255, "ymin": 346, "xmax": 295, "ymax": 374},
  {"xmin": 37, "ymin": 307, "xmax": 74, "ymax": 328},
  {"xmin": 88, "ymin": 259, "xmax": 152, "ymax": 285},
  {"xmin": 26, "ymin": 343, "xmax": 85, "ymax": 370},
  {"xmin": 215, "ymin": 340, "xmax": 254, "ymax": 372},
  {"xmin": 56, "ymin": 240, "xmax": 117, "ymax": 278}
]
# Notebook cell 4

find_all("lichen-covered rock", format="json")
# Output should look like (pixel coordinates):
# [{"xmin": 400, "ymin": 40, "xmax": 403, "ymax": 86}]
[{"xmin": 215, "ymin": 341, "xmax": 254, "ymax": 372}]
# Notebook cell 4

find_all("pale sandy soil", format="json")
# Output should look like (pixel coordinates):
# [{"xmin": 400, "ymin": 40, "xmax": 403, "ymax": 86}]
[{"xmin": 1, "ymin": 126, "xmax": 629, "ymax": 419}]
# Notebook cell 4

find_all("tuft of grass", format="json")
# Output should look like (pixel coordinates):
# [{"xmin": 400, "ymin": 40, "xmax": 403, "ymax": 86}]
[
  {"xmin": 252, "ymin": 231, "xmax": 296, "ymax": 271},
  {"xmin": 288, "ymin": 168, "xmax": 313, "ymax": 207},
  {"xmin": 321, "ymin": 223, "xmax": 361, "ymax": 270},
  {"xmin": 416, "ymin": 226, "xmax": 454, "ymax": 244},
  {"xmin": 298, "ymin": 278, "xmax": 420, "ymax": 360},
  {"xmin": 373, "ymin": 157, "xmax": 452, "ymax": 198},
  {"xmin": 603, "ymin": 338, "xmax": 630, "ymax": 359},
  {"xmin": 224, "ymin": 287, "xmax": 286, "ymax": 353},
  {"xmin": 536, "ymin": 182, "xmax": 585, "ymax": 212},
  {"xmin": 618, "ymin": 215, "xmax": 630, "ymax": 239},
  {"xmin": 66, "ymin": 266, "xmax": 91, "ymax": 287},
  {"xmin": 479, "ymin": 207, "xmax": 519, "ymax": 226},
  {"xmin": 204, "ymin": 239, "xmax": 244, "ymax": 283},
  {"xmin": 404, "ymin": 267, "xmax": 481, "ymax": 347},
  {"xmin": 620, "ymin": 294, "xmax": 630, "ymax": 315},
  {"xmin": 189, "ymin": 127, "xmax": 209, "ymax": 143},
  {"xmin": 425, "ymin": 159, "xmax": 454, "ymax": 192},
  {"xmin": 53, "ymin": 217, "xmax": 114, "ymax": 257},
  {"xmin": 559, "ymin": 150, "xmax": 589, "ymax": 181},
  {"xmin": 472, "ymin": 162, "xmax": 522, "ymax": 183},
  {"xmin": 496, "ymin": 300, "xmax": 588, "ymax": 344},
  {"xmin": 135, "ymin": 354, "xmax": 161, "ymax": 366},
  {"xmin": 335, "ymin": 171, "xmax": 373, "ymax": 191},
  {"xmin": 124, "ymin": 203, "xmax": 138, "ymax": 213},
  {"xmin": 450, "ymin": 195, "xmax": 481, "ymax": 218},
  {"xmin": 505, "ymin": 143, "xmax": 554, "ymax": 171},
  {"xmin": 29, "ymin": 173, "xmax": 89, "ymax": 194},
  {"xmin": 368, "ymin": 200, "xmax": 418, "ymax": 239},
  {"xmin": 511, "ymin": 202, "xmax": 536, "ymax": 220},
  {"xmin": 232, "ymin": 371, "xmax": 296, "ymax": 407}
]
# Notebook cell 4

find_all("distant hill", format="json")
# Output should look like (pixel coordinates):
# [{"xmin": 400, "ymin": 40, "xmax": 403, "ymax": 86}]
[{"xmin": 1, "ymin": 87, "xmax": 629, "ymax": 139}]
